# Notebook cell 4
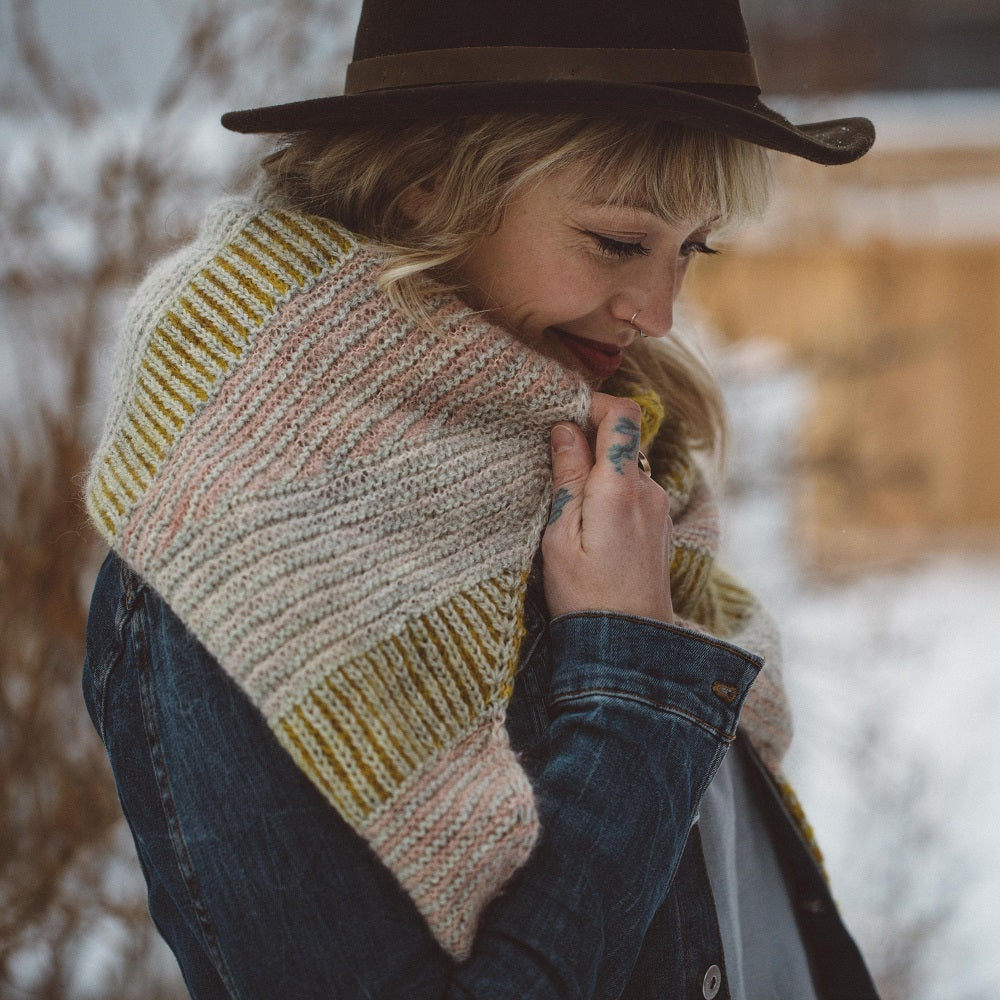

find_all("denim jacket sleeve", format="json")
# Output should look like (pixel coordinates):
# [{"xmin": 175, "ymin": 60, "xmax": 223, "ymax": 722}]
[
  {"xmin": 452, "ymin": 613, "xmax": 760, "ymax": 998},
  {"xmin": 84, "ymin": 555, "xmax": 760, "ymax": 1000}
]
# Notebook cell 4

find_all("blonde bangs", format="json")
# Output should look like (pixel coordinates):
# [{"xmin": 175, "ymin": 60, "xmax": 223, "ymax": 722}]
[{"xmin": 565, "ymin": 122, "xmax": 772, "ymax": 231}]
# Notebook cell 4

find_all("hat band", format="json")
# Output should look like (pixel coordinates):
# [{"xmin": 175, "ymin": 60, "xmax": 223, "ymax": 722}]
[{"xmin": 345, "ymin": 46, "xmax": 760, "ymax": 94}]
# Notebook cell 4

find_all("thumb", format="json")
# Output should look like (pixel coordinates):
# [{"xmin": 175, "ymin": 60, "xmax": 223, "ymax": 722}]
[{"xmin": 547, "ymin": 422, "xmax": 592, "ymax": 527}]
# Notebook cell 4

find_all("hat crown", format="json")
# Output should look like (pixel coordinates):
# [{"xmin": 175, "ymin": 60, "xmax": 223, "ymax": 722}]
[{"xmin": 353, "ymin": 0, "xmax": 751, "ymax": 61}]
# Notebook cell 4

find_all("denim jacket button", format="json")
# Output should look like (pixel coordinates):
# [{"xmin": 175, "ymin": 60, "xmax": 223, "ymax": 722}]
[{"xmin": 702, "ymin": 964, "xmax": 723, "ymax": 999}]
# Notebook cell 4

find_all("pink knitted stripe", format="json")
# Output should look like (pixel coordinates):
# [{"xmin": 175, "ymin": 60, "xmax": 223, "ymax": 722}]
[
  {"xmin": 125, "ymin": 254, "xmax": 575, "ymax": 567},
  {"xmin": 122, "ymin": 275, "xmax": 381, "ymax": 558},
  {"xmin": 365, "ymin": 720, "xmax": 538, "ymax": 960}
]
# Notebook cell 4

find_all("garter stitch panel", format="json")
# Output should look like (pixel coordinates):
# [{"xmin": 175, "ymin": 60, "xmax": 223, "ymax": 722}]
[{"xmin": 87, "ymin": 199, "xmax": 590, "ymax": 958}]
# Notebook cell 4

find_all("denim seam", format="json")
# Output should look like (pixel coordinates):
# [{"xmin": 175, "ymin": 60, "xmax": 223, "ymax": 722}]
[
  {"xmin": 134, "ymin": 600, "xmax": 244, "ymax": 1000},
  {"xmin": 89, "ymin": 640, "xmax": 123, "ymax": 748},
  {"xmin": 549, "ymin": 690, "xmax": 740, "ymax": 742},
  {"xmin": 84, "ymin": 561, "xmax": 133, "ymax": 744}
]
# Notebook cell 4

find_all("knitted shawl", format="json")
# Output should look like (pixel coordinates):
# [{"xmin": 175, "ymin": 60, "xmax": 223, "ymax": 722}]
[{"xmin": 86, "ymin": 199, "xmax": 792, "ymax": 959}]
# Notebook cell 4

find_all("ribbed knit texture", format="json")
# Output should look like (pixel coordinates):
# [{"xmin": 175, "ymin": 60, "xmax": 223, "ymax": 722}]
[{"xmin": 87, "ymin": 198, "xmax": 793, "ymax": 957}]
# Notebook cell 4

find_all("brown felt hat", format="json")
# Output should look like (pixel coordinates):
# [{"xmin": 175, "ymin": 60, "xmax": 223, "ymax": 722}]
[{"xmin": 221, "ymin": 0, "xmax": 875, "ymax": 165}]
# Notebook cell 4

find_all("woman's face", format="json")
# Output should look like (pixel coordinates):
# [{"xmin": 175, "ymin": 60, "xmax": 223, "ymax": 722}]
[{"xmin": 451, "ymin": 165, "xmax": 716, "ymax": 380}]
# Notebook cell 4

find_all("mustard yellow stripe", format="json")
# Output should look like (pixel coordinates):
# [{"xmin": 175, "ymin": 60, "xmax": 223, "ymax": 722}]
[
  {"xmin": 408, "ymin": 616, "xmax": 481, "ymax": 719},
  {"xmin": 120, "ymin": 425, "xmax": 157, "ymax": 478},
  {"xmin": 132, "ymin": 398, "xmax": 169, "ymax": 457},
  {"xmin": 110, "ymin": 442, "xmax": 141, "ymax": 495},
  {"xmin": 450, "ymin": 598, "xmax": 501, "ymax": 669},
  {"xmin": 275, "ymin": 212, "xmax": 353, "ymax": 258},
  {"xmin": 92, "ymin": 498, "xmax": 116, "ymax": 536},
  {"xmin": 218, "ymin": 253, "xmax": 278, "ymax": 312},
  {"xmin": 139, "ymin": 361, "xmax": 195, "ymax": 420},
  {"xmin": 461, "ymin": 587, "xmax": 506, "ymax": 647},
  {"xmin": 322, "ymin": 679, "xmax": 407, "ymax": 787},
  {"xmin": 390, "ymin": 634, "xmax": 459, "ymax": 741},
  {"xmin": 280, "ymin": 707, "xmax": 372, "ymax": 817},
  {"xmin": 201, "ymin": 268, "xmax": 263, "ymax": 328},
  {"xmin": 216, "ymin": 253, "xmax": 275, "ymax": 311},
  {"xmin": 229, "ymin": 241, "xmax": 292, "ymax": 298},
  {"xmin": 95, "ymin": 468, "xmax": 124, "ymax": 517},
  {"xmin": 105, "ymin": 448, "xmax": 139, "ymax": 505},
  {"xmin": 182, "ymin": 290, "xmax": 245, "ymax": 355},
  {"xmin": 346, "ymin": 679, "xmax": 420, "ymax": 774},
  {"xmin": 399, "ymin": 624, "xmax": 471, "ymax": 733},
  {"xmin": 359, "ymin": 648, "xmax": 441, "ymax": 758},
  {"xmin": 148, "ymin": 342, "xmax": 209, "ymax": 404},
  {"xmin": 254, "ymin": 216, "xmax": 327, "ymax": 276},
  {"xmin": 241, "ymin": 227, "xmax": 307, "ymax": 286},
  {"xmin": 135, "ymin": 381, "xmax": 181, "ymax": 435},
  {"xmin": 303, "ymin": 689, "xmax": 393, "ymax": 803},
  {"xmin": 433, "ymin": 610, "xmax": 491, "ymax": 709},
  {"xmin": 165, "ymin": 306, "xmax": 229, "ymax": 370},
  {"xmin": 343, "ymin": 656, "xmax": 425, "ymax": 771},
  {"xmin": 157, "ymin": 321, "xmax": 216, "ymax": 382}
]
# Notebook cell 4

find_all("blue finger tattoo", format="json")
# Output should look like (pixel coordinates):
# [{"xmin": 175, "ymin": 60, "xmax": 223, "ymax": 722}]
[
  {"xmin": 547, "ymin": 486, "xmax": 573, "ymax": 525},
  {"xmin": 607, "ymin": 417, "xmax": 641, "ymax": 475}
]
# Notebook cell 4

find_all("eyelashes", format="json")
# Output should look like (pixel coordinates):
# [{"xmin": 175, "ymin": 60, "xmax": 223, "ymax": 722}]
[
  {"xmin": 586, "ymin": 231, "xmax": 719, "ymax": 261},
  {"xmin": 589, "ymin": 232, "xmax": 652, "ymax": 260},
  {"xmin": 680, "ymin": 239, "xmax": 719, "ymax": 258}
]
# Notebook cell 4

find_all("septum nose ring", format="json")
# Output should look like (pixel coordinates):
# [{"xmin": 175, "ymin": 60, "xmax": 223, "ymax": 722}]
[{"xmin": 630, "ymin": 310, "xmax": 647, "ymax": 339}]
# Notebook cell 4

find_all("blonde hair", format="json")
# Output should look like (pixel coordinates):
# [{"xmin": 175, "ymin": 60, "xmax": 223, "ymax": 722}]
[{"xmin": 259, "ymin": 114, "xmax": 771, "ymax": 453}]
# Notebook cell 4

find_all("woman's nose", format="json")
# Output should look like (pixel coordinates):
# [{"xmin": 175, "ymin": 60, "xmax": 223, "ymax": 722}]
[{"xmin": 618, "ymin": 271, "xmax": 677, "ymax": 338}]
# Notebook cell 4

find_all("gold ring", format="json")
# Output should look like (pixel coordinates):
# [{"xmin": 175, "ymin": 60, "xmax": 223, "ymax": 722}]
[{"xmin": 637, "ymin": 450, "xmax": 651, "ymax": 476}]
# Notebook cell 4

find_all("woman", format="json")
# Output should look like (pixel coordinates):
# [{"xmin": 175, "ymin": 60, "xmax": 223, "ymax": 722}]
[{"xmin": 83, "ymin": 0, "xmax": 881, "ymax": 996}]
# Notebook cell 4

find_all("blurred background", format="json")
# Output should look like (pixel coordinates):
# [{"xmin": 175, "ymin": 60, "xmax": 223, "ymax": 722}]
[{"xmin": 1, "ymin": 0, "xmax": 997, "ymax": 996}]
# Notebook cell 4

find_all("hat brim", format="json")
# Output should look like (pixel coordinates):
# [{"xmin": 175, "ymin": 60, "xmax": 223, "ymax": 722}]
[{"xmin": 221, "ymin": 80, "xmax": 875, "ymax": 165}]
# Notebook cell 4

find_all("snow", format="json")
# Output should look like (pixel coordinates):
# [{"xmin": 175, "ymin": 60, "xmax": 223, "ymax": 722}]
[{"xmin": 715, "ymin": 337, "xmax": 1000, "ymax": 999}]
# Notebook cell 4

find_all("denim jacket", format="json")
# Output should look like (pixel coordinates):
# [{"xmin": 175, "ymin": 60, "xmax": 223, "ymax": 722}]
[{"xmin": 83, "ymin": 552, "xmax": 880, "ymax": 999}]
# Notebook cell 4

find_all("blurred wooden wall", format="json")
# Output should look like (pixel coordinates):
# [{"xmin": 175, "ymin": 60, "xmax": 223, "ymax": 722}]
[{"xmin": 686, "ymin": 106, "xmax": 1000, "ymax": 571}]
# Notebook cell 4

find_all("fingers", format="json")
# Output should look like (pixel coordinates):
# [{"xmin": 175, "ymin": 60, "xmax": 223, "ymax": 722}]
[
  {"xmin": 592, "ymin": 396, "xmax": 643, "ymax": 480},
  {"xmin": 542, "ymin": 395, "xmax": 674, "ymax": 624},
  {"xmin": 547, "ymin": 422, "xmax": 591, "ymax": 529},
  {"xmin": 587, "ymin": 390, "xmax": 622, "ymax": 429},
  {"xmin": 546, "ymin": 395, "xmax": 649, "ymax": 533}
]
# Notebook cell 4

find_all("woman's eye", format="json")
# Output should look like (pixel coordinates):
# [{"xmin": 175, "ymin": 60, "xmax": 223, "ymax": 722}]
[
  {"xmin": 680, "ymin": 239, "xmax": 719, "ymax": 258},
  {"xmin": 588, "ymin": 232, "xmax": 651, "ymax": 260}
]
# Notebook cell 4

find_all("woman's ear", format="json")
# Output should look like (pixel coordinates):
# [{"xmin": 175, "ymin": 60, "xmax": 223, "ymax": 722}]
[{"xmin": 399, "ymin": 176, "xmax": 438, "ymax": 223}]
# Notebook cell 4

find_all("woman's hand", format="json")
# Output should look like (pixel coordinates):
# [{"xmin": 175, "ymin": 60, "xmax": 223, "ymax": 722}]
[{"xmin": 542, "ymin": 393, "xmax": 674, "ymax": 623}]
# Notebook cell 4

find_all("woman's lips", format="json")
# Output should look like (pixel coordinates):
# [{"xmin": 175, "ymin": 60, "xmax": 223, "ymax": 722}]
[{"xmin": 555, "ymin": 331, "xmax": 624, "ymax": 377}]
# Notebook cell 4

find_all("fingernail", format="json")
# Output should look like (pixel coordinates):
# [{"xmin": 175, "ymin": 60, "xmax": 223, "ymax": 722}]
[{"xmin": 551, "ymin": 424, "xmax": 574, "ymax": 454}]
